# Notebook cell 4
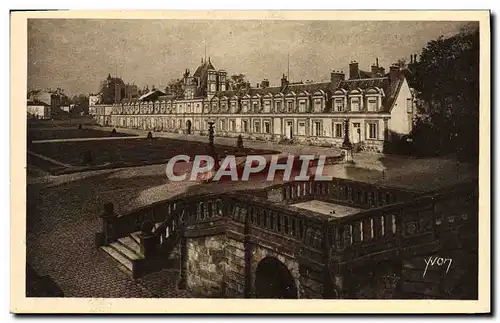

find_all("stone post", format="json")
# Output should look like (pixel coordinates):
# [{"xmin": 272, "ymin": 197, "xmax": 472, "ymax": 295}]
[
  {"xmin": 177, "ymin": 227, "xmax": 188, "ymax": 290},
  {"xmin": 341, "ymin": 118, "xmax": 354, "ymax": 163},
  {"xmin": 99, "ymin": 202, "xmax": 117, "ymax": 246},
  {"xmin": 244, "ymin": 214, "xmax": 254, "ymax": 298}
]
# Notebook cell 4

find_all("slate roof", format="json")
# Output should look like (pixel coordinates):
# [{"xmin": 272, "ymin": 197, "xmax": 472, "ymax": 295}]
[
  {"xmin": 137, "ymin": 89, "xmax": 166, "ymax": 101},
  {"xmin": 336, "ymin": 76, "xmax": 404, "ymax": 112},
  {"xmin": 212, "ymin": 73, "xmax": 404, "ymax": 112},
  {"xmin": 27, "ymin": 99, "xmax": 50, "ymax": 107}
]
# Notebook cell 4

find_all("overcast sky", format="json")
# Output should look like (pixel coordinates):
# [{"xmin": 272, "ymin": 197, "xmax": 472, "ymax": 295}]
[{"xmin": 28, "ymin": 19, "xmax": 471, "ymax": 96}]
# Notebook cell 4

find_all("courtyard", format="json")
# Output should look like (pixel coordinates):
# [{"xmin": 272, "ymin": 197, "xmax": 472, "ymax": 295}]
[{"xmin": 27, "ymin": 133, "xmax": 280, "ymax": 175}]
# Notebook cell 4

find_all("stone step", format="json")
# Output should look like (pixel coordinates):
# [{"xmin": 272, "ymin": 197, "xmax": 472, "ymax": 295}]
[
  {"xmin": 117, "ymin": 236, "xmax": 143, "ymax": 257},
  {"xmin": 130, "ymin": 231, "xmax": 142, "ymax": 245},
  {"xmin": 101, "ymin": 245, "xmax": 133, "ymax": 272},
  {"xmin": 110, "ymin": 241, "xmax": 141, "ymax": 261}
]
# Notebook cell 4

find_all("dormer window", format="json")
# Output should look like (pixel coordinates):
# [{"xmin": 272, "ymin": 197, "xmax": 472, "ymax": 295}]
[
  {"xmin": 314, "ymin": 98, "xmax": 322, "ymax": 112},
  {"xmin": 298, "ymin": 100, "xmax": 307, "ymax": 113},
  {"xmin": 350, "ymin": 97, "xmax": 360, "ymax": 112},
  {"xmin": 367, "ymin": 98, "xmax": 378, "ymax": 112},
  {"xmin": 287, "ymin": 101, "xmax": 294, "ymax": 113},
  {"xmin": 252, "ymin": 101, "xmax": 259, "ymax": 112},
  {"xmin": 264, "ymin": 101, "xmax": 271, "ymax": 113}
]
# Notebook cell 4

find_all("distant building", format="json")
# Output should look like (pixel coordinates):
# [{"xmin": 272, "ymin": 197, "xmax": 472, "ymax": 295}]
[
  {"xmin": 28, "ymin": 89, "xmax": 64, "ymax": 112},
  {"xmin": 27, "ymin": 99, "xmax": 51, "ymax": 119},
  {"xmin": 60, "ymin": 105, "xmax": 71, "ymax": 113}
]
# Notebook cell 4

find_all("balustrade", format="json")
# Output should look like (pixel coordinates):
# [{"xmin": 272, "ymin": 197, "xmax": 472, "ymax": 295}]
[{"xmin": 97, "ymin": 179, "xmax": 476, "ymax": 277}]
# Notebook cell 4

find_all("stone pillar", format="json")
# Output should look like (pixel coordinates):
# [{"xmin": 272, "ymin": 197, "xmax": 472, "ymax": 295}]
[
  {"xmin": 383, "ymin": 118, "xmax": 389, "ymax": 142},
  {"xmin": 244, "ymin": 217, "xmax": 254, "ymax": 298}
]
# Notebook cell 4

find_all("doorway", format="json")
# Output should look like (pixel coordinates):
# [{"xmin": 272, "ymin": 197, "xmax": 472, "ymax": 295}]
[
  {"xmin": 255, "ymin": 257, "xmax": 298, "ymax": 299},
  {"xmin": 285, "ymin": 121, "xmax": 293, "ymax": 139},
  {"xmin": 186, "ymin": 120, "xmax": 192, "ymax": 134}
]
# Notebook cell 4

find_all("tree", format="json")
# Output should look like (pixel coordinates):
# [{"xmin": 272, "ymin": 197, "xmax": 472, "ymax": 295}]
[
  {"xmin": 410, "ymin": 26, "xmax": 479, "ymax": 163},
  {"xmin": 228, "ymin": 73, "xmax": 247, "ymax": 91},
  {"xmin": 165, "ymin": 78, "xmax": 184, "ymax": 97}
]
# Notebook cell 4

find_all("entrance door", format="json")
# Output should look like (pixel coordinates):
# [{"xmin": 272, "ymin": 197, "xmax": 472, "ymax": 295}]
[
  {"xmin": 352, "ymin": 122, "xmax": 361, "ymax": 144},
  {"xmin": 186, "ymin": 120, "xmax": 192, "ymax": 134},
  {"xmin": 285, "ymin": 121, "xmax": 293, "ymax": 139}
]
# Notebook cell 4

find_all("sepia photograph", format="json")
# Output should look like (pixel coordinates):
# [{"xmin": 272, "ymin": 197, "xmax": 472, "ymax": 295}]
[{"xmin": 10, "ymin": 10, "xmax": 490, "ymax": 314}]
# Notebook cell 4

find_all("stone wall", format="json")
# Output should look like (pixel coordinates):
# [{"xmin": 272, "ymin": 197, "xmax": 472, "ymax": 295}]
[
  {"xmin": 224, "ymin": 238, "xmax": 246, "ymax": 298},
  {"xmin": 186, "ymin": 235, "xmax": 228, "ymax": 297}
]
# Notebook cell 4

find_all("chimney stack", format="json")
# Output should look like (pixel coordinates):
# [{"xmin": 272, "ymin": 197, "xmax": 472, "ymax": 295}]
[
  {"xmin": 330, "ymin": 70, "xmax": 345, "ymax": 87},
  {"xmin": 281, "ymin": 74, "xmax": 289, "ymax": 90},
  {"xmin": 260, "ymin": 79, "xmax": 270, "ymax": 89},
  {"xmin": 389, "ymin": 64, "xmax": 400, "ymax": 83},
  {"xmin": 349, "ymin": 61, "xmax": 359, "ymax": 80}
]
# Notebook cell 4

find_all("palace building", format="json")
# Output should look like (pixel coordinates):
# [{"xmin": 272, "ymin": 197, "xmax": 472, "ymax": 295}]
[{"xmin": 91, "ymin": 57, "xmax": 416, "ymax": 153}]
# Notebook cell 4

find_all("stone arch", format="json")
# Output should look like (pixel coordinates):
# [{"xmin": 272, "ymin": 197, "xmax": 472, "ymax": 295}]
[{"xmin": 254, "ymin": 256, "xmax": 298, "ymax": 299}]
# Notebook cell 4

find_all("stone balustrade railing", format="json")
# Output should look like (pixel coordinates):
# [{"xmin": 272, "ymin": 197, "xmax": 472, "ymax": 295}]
[
  {"xmin": 96, "ymin": 179, "xmax": 477, "ymax": 279},
  {"xmin": 263, "ymin": 177, "xmax": 416, "ymax": 209}
]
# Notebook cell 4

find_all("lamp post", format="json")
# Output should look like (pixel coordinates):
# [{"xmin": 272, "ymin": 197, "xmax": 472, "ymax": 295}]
[{"xmin": 341, "ymin": 118, "xmax": 354, "ymax": 163}]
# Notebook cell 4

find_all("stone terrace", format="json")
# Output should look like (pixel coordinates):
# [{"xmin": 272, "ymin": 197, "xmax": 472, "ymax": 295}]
[{"xmin": 26, "ymin": 132, "xmax": 477, "ymax": 298}]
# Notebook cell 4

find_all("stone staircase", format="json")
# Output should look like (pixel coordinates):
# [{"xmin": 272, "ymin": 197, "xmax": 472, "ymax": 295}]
[{"xmin": 101, "ymin": 232, "xmax": 144, "ymax": 275}]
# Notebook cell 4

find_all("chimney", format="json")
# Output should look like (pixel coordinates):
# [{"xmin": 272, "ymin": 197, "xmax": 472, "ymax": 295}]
[
  {"xmin": 261, "ymin": 79, "xmax": 270, "ymax": 89},
  {"xmin": 256, "ymin": 83, "xmax": 260, "ymax": 88},
  {"xmin": 330, "ymin": 70, "xmax": 345, "ymax": 87},
  {"xmin": 349, "ymin": 61, "xmax": 359, "ymax": 80},
  {"xmin": 389, "ymin": 64, "xmax": 400, "ymax": 83},
  {"xmin": 281, "ymin": 74, "xmax": 289, "ymax": 90}
]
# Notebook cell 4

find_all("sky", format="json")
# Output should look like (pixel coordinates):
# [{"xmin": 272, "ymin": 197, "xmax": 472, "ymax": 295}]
[{"xmin": 27, "ymin": 19, "xmax": 472, "ymax": 96}]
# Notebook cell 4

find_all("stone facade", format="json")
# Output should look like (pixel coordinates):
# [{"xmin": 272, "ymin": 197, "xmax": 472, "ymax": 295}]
[
  {"xmin": 186, "ymin": 235, "xmax": 228, "ymax": 297},
  {"xmin": 91, "ymin": 58, "xmax": 416, "ymax": 153}
]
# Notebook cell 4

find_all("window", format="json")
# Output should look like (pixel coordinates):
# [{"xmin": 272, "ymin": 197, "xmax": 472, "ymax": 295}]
[
  {"xmin": 210, "ymin": 84, "xmax": 216, "ymax": 92},
  {"xmin": 368, "ymin": 123, "xmax": 378, "ymax": 139},
  {"xmin": 242, "ymin": 102, "xmax": 248, "ymax": 113},
  {"xmin": 220, "ymin": 120, "xmax": 226, "ymax": 131},
  {"xmin": 264, "ymin": 121, "xmax": 270, "ymax": 134},
  {"xmin": 314, "ymin": 99, "xmax": 322, "ymax": 112},
  {"xmin": 254, "ymin": 121, "xmax": 261, "ymax": 133},
  {"xmin": 287, "ymin": 101, "xmax": 294, "ymax": 113},
  {"xmin": 242, "ymin": 120, "xmax": 248, "ymax": 132},
  {"xmin": 314, "ymin": 121, "xmax": 322, "ymax": 137},
  {"xmin": 406, "ymin": 98, "xmax": 413, "ymax": 113},
  {"xmin": 334, "ymin": 123, "xmax": 343, "ymax": 138},
  {"xmin": 298, "ymin": 100, "xmax": 306, "ymax": 113},
  {"xmin": 367, "ymin": 98, "xmax": 377, "ymax": 111},
  {"xmin": 231, "ymin": 101, "xmax": 237, "ymax": 113},
  {"xmin": 276, "ymin": 101, "xmax": 282, "ymax": 112},
  {"xmin": 350, "ymin": 97, "xmax": 360, "ymax": 111},
  {"xmin": 253, "ymin": 101, "xmax": 259, "ymax": 112},
  {"xmin": 264, "ymin": 101, "xmax": 271, "ymax": 113},
  {"xmin": 298, "ymin": 122, "xmax": 306, "ymax": 136},
  {"xmin": 230, "ymin": 120, "xmax": 236, "ymax": 132},
  {"xmin": 334, "ymin": 98, "xmax": 344, "ymax": 112},
  {"xmin": 221, "ymin": 103, "xmax": 226, "ymax": 111}
]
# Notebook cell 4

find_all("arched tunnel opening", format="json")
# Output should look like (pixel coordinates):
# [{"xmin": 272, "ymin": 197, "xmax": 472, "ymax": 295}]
[{"xmin": 254, "ymin": 257, "xmax": 298, "ymax": 299}]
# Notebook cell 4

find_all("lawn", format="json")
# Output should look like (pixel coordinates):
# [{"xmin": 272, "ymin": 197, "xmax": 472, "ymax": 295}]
[
  {"xmin": 28, "ymin": 137, "xmax": 280, "ymax": 175},
  {"xmin": 28, "ymin": 128, "xmax": 135, "ymax": 141}
]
